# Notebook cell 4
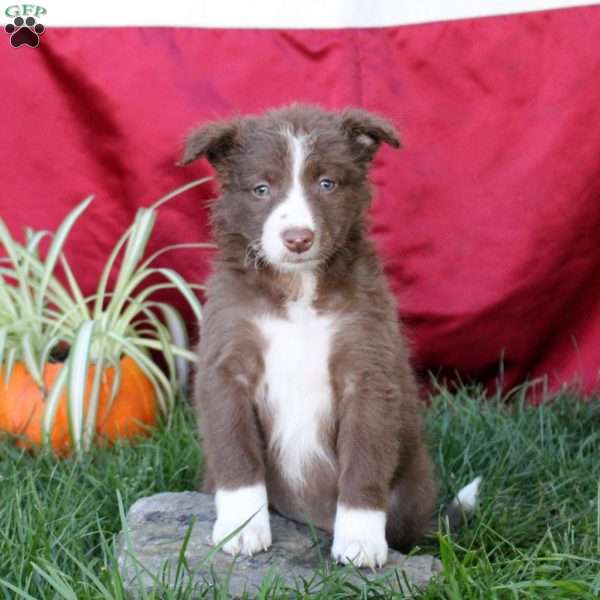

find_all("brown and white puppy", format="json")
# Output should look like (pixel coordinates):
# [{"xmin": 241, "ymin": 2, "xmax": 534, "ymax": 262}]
[{"xmin": 183, "ymin": 105, "xmax": 479, "ymax": 567}]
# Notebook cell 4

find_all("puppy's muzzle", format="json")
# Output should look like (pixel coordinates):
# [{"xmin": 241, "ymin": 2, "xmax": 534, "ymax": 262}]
[{"xmin": 281, "ymin": 227, "xmax": 314, "ymax": 254}]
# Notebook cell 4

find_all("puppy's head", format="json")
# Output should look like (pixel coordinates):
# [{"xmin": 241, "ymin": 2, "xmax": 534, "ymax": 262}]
[{"xmin": 182, "ymin": 104, "xmax": 400, "ymax": 272}]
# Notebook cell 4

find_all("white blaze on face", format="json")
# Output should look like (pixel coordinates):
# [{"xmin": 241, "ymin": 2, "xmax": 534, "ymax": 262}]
[{"xmin": 261, "ymin": 131, "xmax": 318, "ymax": 269}]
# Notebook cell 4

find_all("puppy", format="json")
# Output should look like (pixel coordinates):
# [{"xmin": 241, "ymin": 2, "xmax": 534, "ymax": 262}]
[{"xmin": 183, "ymin": 105, "xmax": 476, "ymax": 567}]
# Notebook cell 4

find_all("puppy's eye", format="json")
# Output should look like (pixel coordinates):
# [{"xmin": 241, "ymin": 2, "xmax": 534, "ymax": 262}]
[
  {"xmin": 252, "ymin": 183, "xmax": 271, "ymax": 198},
  {"xmin": 319, "ymin": 178, "xmax": 336, "ymax": 192}
]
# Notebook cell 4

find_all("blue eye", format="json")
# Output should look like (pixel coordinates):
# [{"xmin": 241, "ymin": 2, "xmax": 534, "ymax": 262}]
[
  {"xmin": 253, "ymin": 183, "xmax": 271, "ymax": 198},
  {"xmin": 319, "ymin": 178, "xmax": 336, "ymax": 192}
]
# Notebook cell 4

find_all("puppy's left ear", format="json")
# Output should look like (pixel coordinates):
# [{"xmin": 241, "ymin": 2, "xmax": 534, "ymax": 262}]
[{"xmin": 341, "ymin": 108, "xmax": 401, "ymax": 162}]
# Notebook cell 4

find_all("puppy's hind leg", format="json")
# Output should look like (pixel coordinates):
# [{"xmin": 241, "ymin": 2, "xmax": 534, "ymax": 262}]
[
  {"xmin": 387, "ymin": 471, "xmax": 482, "ymax": 553},
  {"xmin": 386, "ymin": 447, "xmax": 438, "ymax": 553}
]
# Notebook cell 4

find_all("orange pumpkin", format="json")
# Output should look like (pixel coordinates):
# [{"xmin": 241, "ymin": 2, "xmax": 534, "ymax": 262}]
[{"xmin": 0, "ymin": 356, "xmax": 157, "ymax": 454}]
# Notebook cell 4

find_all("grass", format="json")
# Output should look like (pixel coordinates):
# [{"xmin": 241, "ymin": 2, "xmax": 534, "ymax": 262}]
[{"xmin": 1, "ymin": 383, "xmax": 599, "ymax": 599}]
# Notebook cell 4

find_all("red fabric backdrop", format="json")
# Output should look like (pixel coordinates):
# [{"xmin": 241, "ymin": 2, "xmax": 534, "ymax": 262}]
[{"xmin": 1, "ymin": 6, "xmax": 599, "ymax": 395}]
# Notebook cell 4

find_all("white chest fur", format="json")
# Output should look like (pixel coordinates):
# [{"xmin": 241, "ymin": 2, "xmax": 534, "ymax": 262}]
[{"xmin": 254, "ymin": 272, "xmax": 336, "ymax": 489}]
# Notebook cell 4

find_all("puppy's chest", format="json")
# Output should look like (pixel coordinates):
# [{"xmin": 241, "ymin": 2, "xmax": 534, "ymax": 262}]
[{"xmin": 253, "ymin": 298, "xmax": 338, "ymax": 487}]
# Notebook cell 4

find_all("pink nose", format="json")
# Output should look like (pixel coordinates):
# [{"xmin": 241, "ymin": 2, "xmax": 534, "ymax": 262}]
[{"xmin": 282, "ymin": 228, "xmax": 315, "ymax": 254}]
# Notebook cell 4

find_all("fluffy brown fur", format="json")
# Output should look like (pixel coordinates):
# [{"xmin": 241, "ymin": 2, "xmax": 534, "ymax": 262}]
[{"xmin": 184, "ymin": 104, "xmax": 437, "ymax": 555}]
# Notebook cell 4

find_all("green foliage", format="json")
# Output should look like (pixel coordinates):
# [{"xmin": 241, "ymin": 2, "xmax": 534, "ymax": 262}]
[{"xmin": 0, "ymin": 179, "xmax": 212, "ymax": 453}]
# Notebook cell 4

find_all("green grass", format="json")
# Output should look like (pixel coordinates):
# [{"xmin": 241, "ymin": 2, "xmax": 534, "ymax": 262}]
[{"xmin": 1, "ymin": 384, "xmax": 599, "ymax": 599}]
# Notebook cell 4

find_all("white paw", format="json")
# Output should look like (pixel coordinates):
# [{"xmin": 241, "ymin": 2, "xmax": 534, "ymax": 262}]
[
  {"xmin": 332, "ymin": 536, "xmax": 388, "ymax": 568},
  {"xmin": 331, "ymin": 504, "xmax": 388, "ymax": 568},
  {"xmin": 212, "ymin": 511, "xmax": 271, "ymax": 556},
  {"xmin": 212, "ymin": 484, "xmax": 272, "ymax": 556}
]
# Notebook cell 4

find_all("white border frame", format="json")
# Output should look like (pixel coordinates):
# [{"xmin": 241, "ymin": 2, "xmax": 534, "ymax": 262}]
[{"xmin": 6, "ymin": 0, "xmax": 599, "ymax": 28}]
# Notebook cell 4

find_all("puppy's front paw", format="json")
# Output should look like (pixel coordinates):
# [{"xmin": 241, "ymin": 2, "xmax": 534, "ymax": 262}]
[
  {"xmin": 332, "ymin": 537, "xmax": 388, "ymax": 568},
  {"xmin": 331, "ymin": 504, "xmax": 388, "ymax": 568},
  {"xmin": 212, "ymin": 484, "xmax": 272, "ymax": 556},
  {"xmin": 212, "ymin": 511, "xmax": 271, "ymax": 556}
]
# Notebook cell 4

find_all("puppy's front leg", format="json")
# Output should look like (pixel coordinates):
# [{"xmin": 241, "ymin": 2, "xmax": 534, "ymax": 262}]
[
  {"xmin": 197, "ymin": 336, "xmax": 271, "ymax": 556},
  {"xmin": 331, "ymin": 372, "xmax": 401, "ymax": 568}
]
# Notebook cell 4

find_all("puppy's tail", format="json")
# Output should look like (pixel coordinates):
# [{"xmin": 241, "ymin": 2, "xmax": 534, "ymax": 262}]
[{"xmin": 443, "ymin": 476, "xmax": 482, "ymax": 530}]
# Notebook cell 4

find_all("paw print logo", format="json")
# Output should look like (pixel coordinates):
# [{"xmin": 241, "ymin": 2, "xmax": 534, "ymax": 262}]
[{"xmin": 5, "ymin": 16, "xmax": 45, "ymax": 48}]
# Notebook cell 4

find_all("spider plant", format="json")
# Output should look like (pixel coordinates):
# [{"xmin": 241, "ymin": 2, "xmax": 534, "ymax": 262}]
[{"xmin": 0, "ymin": 178, "xmax": 212, "ymax": 454}]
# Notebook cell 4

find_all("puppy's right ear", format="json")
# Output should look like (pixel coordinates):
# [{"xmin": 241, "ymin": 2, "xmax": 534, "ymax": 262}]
[{"xmin": 179, "ymin": 119, "xmax": 240, "ymax": 167}]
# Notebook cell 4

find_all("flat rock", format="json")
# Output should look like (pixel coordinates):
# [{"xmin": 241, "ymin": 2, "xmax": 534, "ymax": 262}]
[{"xmin": 117, "ymin": 491, "xmax": 442, "ymax": 598}]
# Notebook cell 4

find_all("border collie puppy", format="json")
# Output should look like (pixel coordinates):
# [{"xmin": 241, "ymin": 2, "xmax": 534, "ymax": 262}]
[{"xmin": 182, "ymin": 105, "xmax": 478, "ymax": 567}]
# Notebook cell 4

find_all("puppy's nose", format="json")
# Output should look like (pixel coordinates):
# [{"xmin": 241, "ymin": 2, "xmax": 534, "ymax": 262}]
[{"xmin": 282, "ymin": 228, "xmax": 314, "ymax": 254}]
